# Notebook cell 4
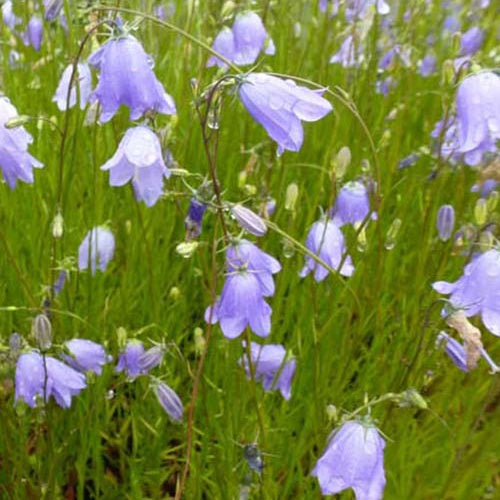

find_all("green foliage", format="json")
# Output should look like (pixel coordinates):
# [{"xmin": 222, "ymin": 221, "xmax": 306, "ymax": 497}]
[{"xmin": 0, "ymin": 1, "xmax": 498, "ymax": 499}]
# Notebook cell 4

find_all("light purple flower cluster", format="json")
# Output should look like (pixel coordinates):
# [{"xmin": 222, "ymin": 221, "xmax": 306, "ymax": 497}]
[
  {"xmin": 205, "ymin": 240, "xmax": 281, "ymax": 339},
  {"xmin": 433, "ymin": 249, "xmax": 500, "ymax": 336},
  {"xmin": 319, "ymin": 0, "xmax": 390, "ymax": 20},
  {"xmin": 329, "ymin": 34, "xmax": 364, "ymax": 68},
  {"xmin": 115, "ymin": 341, "xmax": 183, "ymax": 421},
  {"xmin": 0, "ymin": 97, "xmax": 43, "ymax": 189},
  {"xmin": 15, "ymin": 338, "xmax": 111, "ymax": 409},
  {"xmin": 207, "ymin": 12, "xmax": 274, "ymax": 68},
  {"xmin": 115, "ymin": 340, "xmax": 164, "ymax": 379},
  {"xmin": 238, "ymin": 73, "xmax": 332, "ymax": 155},
  {"xmin": 312, "ymin": 420, "xmax": 386, "ymax": 499},
  {"xmin": 240, "ymin": 342, "xmax": 296, "ymax": 400}
]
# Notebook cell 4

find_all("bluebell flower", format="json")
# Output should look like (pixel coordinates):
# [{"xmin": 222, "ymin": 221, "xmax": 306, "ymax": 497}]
[
  {"xmin": 101, "ymin": 126, "xmax": 170, "ymax": 207},
  {"xmin": 2, "ymin": 1, "xmax": 21, "ymax": 31},
  {"xmin": 78, "ymin": 226, "xmax": 115, "ymax": 274},
  {"xmin": 207, "ymin": 11, "xmax": 274, "ymax": 68},
  {"xmin": 138, "ymin": 346, "xmax": 165, "ymax": 372},
  {"xmin": 459, "ymin": 27, "xmax": 484, "ymax": 56},
  {"xmin": 454, "ymin": 72, "xmax": 500, "ymax": 166},
  {"xmin": 436, "ymin": 332, "xmax": 468, "ymax": 371},
  {"xmin": 185, "ymin": 198, "xmax": 207, "ymax": 239},
  {"xmin": 115, "ymin": 340, "xmax": 145, "ymax": 378},
  {"xmin": 230, "ymin": 204, "xmax": 268, "ymax": 237},
  {"xmin": 471, "ymin": 179, "xmax": 498, "ymax": 198},
  {"xmin": 22, "ymin": 16, "xmax": 43, "ymax": 51},
  {"xmin": 433, "ymin": 249, "xmax": 500, "ymax": 336},
  {"xmin": 436, "ymin": 204, "xmax": 455, "ymax": 242},
  {"xmin": 226, "ymin": 239, "xmax": 281, "ymax": 296},
  {"xmin": 53, "ymin": 63, "xmax": 92, "ymax": 111},
  {"xmin": 43, "ymin": 0, "xmax": 63, "ymax": 21},
  {"xmin": 238, "ymin": 73, "xmax": 332, "ymax": 155},
  {"xmin": 331, "ymin": 181, "xmax": 376, "ymax": 227},
  {"xmin": 240, "ymin": 341, "xmax": 296, "ymax": 400},
  {"xmin": 88, "ymin": 35, "xmax": 176, "ymax": 123},
  {"xmin": 0, "ymin": 96, "xmax": 44, "ymax": 189},
  {"xmin": 63, "ymin": 339, "xmax": 111, "ymax": 375},
  {"xmin": 15, "ymin": 351, "xmax": 86, "ymax": 408},
  {"xmin": 419, "ymin": 53, "xmax": 437, "ymax": 77},
  {"xmin": 329, "ymin": 34, "xmax": 364, "ymax": 68},
  {"xmin": 300, "ymin": 219, "xmax": 354, "ymax": 282},
  {"xmin": 205, "ymin": 270, "xmax": 272, "ymax": 339},
  {"xmin": 312, "ymin": 420, "xmax": 386, "ymax": 499},
  {"xmin": 153, "ymin": 381, "xmax": 183, "ymax": 422}
]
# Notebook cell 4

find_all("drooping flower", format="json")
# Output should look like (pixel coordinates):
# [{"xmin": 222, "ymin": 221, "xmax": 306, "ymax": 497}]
[
  {"xmin": 23, "ymin": 16, "xmax": 43, "ymax": 51},
  {"xmin": 63, "ymin": 339, "xmax": 110, "ymax": 375},
  {"xmin": 419, "ymin": 53, "xmax": 437, "ymax": 77},
  {"xmin": 15, "ymin": 351, "xmax": 86, "ymax": 408},
  {"xmin": 2, "ymin": 1, "xmax": 21, "ymax": 30},
  {"xmin": 433, "ymin": 249, "xmax": 500, "ymax": 336},
  {"xmin": 53, "ymin": 63, "xmax": 92, "ymax": 111},
  {"xmin": 436, "ymin": 204, "xmax": 455, "ymax": 242},
  {"xmin": 226, "ymin": 239, "xmax": 281, "ymax": 296},
  {"xmin": 43, "ymin": 0, "xmax": 63, "ymax": 21},
  {"xmin": 459, "ymin": 27, "xmax": 484, "ymax": 56},
  {"xmin": 331, "ymin": 180, "xmax": 376, "ymax": 227},
  {"xmin": 0, "ymin": 96, "xmax": 44, "ymax": 189},
  {"xmin": 319, "ymin": 0, "xmax": 390, "ymax": 20},
  {"xmin": 240, "ymin": 342, "xmax": 296, "ymax": 400},
  {"xmin": 115, "ymin": 340, "xmax": 145, "ymax": 378},
  {"xmin": 329, "ymin": 34, "xmax": 364, "ymax": 68},
  {"xmin": 153, "ymin": 381, "xmax": 183, "ymax": 422},
  {"xmin": 238, "ymin": 73, "xmax": 332, "ymax": 155},
  {"xmin": 138, "ymin": 345, "xmax": 165, "ymax": 372},
  {"xmin": 101, "ymin": 126, "xmax": 170, "ymax": 207},
  {"xmin": 454, "ymin": 72, "xmax": 500, "ymax": 166},
  {"xmin": 207, "ymin": 11, "xmax": 274, "ymax": 68},
  {"xmin": 471, "ymin": 179, "xmax": 498, "ymax": 198},
  {"xmin": 230, "ymin": 204, "xmax": 268, "ymax": 237},
  {"xmin": 436, "ymin": 331, "xmax": 499, "ymax": 373},
  {"xmin": 88, "ymin": 34, "xmax": 176, "ymax": 123},
  {"xmin": 205, "ymin": 270, "xmax": 272, "ymax": 339},
  {"xmin": 300, "ymin": 219, "xmax": 355, "ymax": 282},
  {"xmin": 436, "ymin": 332, "xmax": 468, "ymax": 371},
  {"xmin": 185, "ymin": 197, "xmax": 207, "ymax": 239},
  {"xmin": 312, "ymin": 420, "xmax": 386, "ymax": 499},
  {"xmin": 78, "ymin": 226, "xmax": 115, "ymax": 274}
]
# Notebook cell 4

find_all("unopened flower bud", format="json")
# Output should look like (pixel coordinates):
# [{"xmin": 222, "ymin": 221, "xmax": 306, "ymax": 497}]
[
  {"xmin": 231, "ymin": 204, "xmax": 267, "ymax": 236},
  {"xmin": 5, "ymin": 115, "xmax": 30, "ymax": 129},
  {"xmin": 474, "ymin": 198, "xmax": 488, "ymax": 225},
  {"xmin": 9, "ymin": 332, "xmax": 22, "ymax": 355},
  {"xmin": 138, "ymin": 345, "xmax": 164, "ymax": 372},
  {"xmin": 32, "ymin": 314, "xmax": 52, "ymax": 351},
  {"xmin": 398, "ymin": 388, "xmax": 428, "ymax": 409},
  {"xmin": 176, "ymin": 241, "xmax": 199, "ymax": 258},
  {"xmin": 436, "ymin": 204, "xmax": 455, "ymax": 241},
  {"xmin": 194, "ymin": 327, "xmax": 206, "ymax": 355},
  {"xmin": 51, "ymin": 212, "xmax": 64, "ymax": 238},
  {"xmin": 285, "ymin": 182, "xmax": 299, "ymax": 212},
  {"xmin": 487, "ymin": 191, "xmax": 498, "ymax": 211},
  {"xmin": 154, "ymin": 381, "xmax": 183, "ymax": 422},
  {"xmin": 333, "ymin": 146, "xmax": 351, "ymax": 179}
]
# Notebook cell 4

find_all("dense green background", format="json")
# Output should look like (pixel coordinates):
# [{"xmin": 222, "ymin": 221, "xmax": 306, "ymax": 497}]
[{"xmin": 0, "ymin": 1, "xmax": 498, "ymax": 498}]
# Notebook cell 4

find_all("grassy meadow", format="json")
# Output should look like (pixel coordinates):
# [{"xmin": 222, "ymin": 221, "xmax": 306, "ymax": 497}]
[{"xmin": 0, "ymin": 0, "xmax": 499, "ymax": 499}]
